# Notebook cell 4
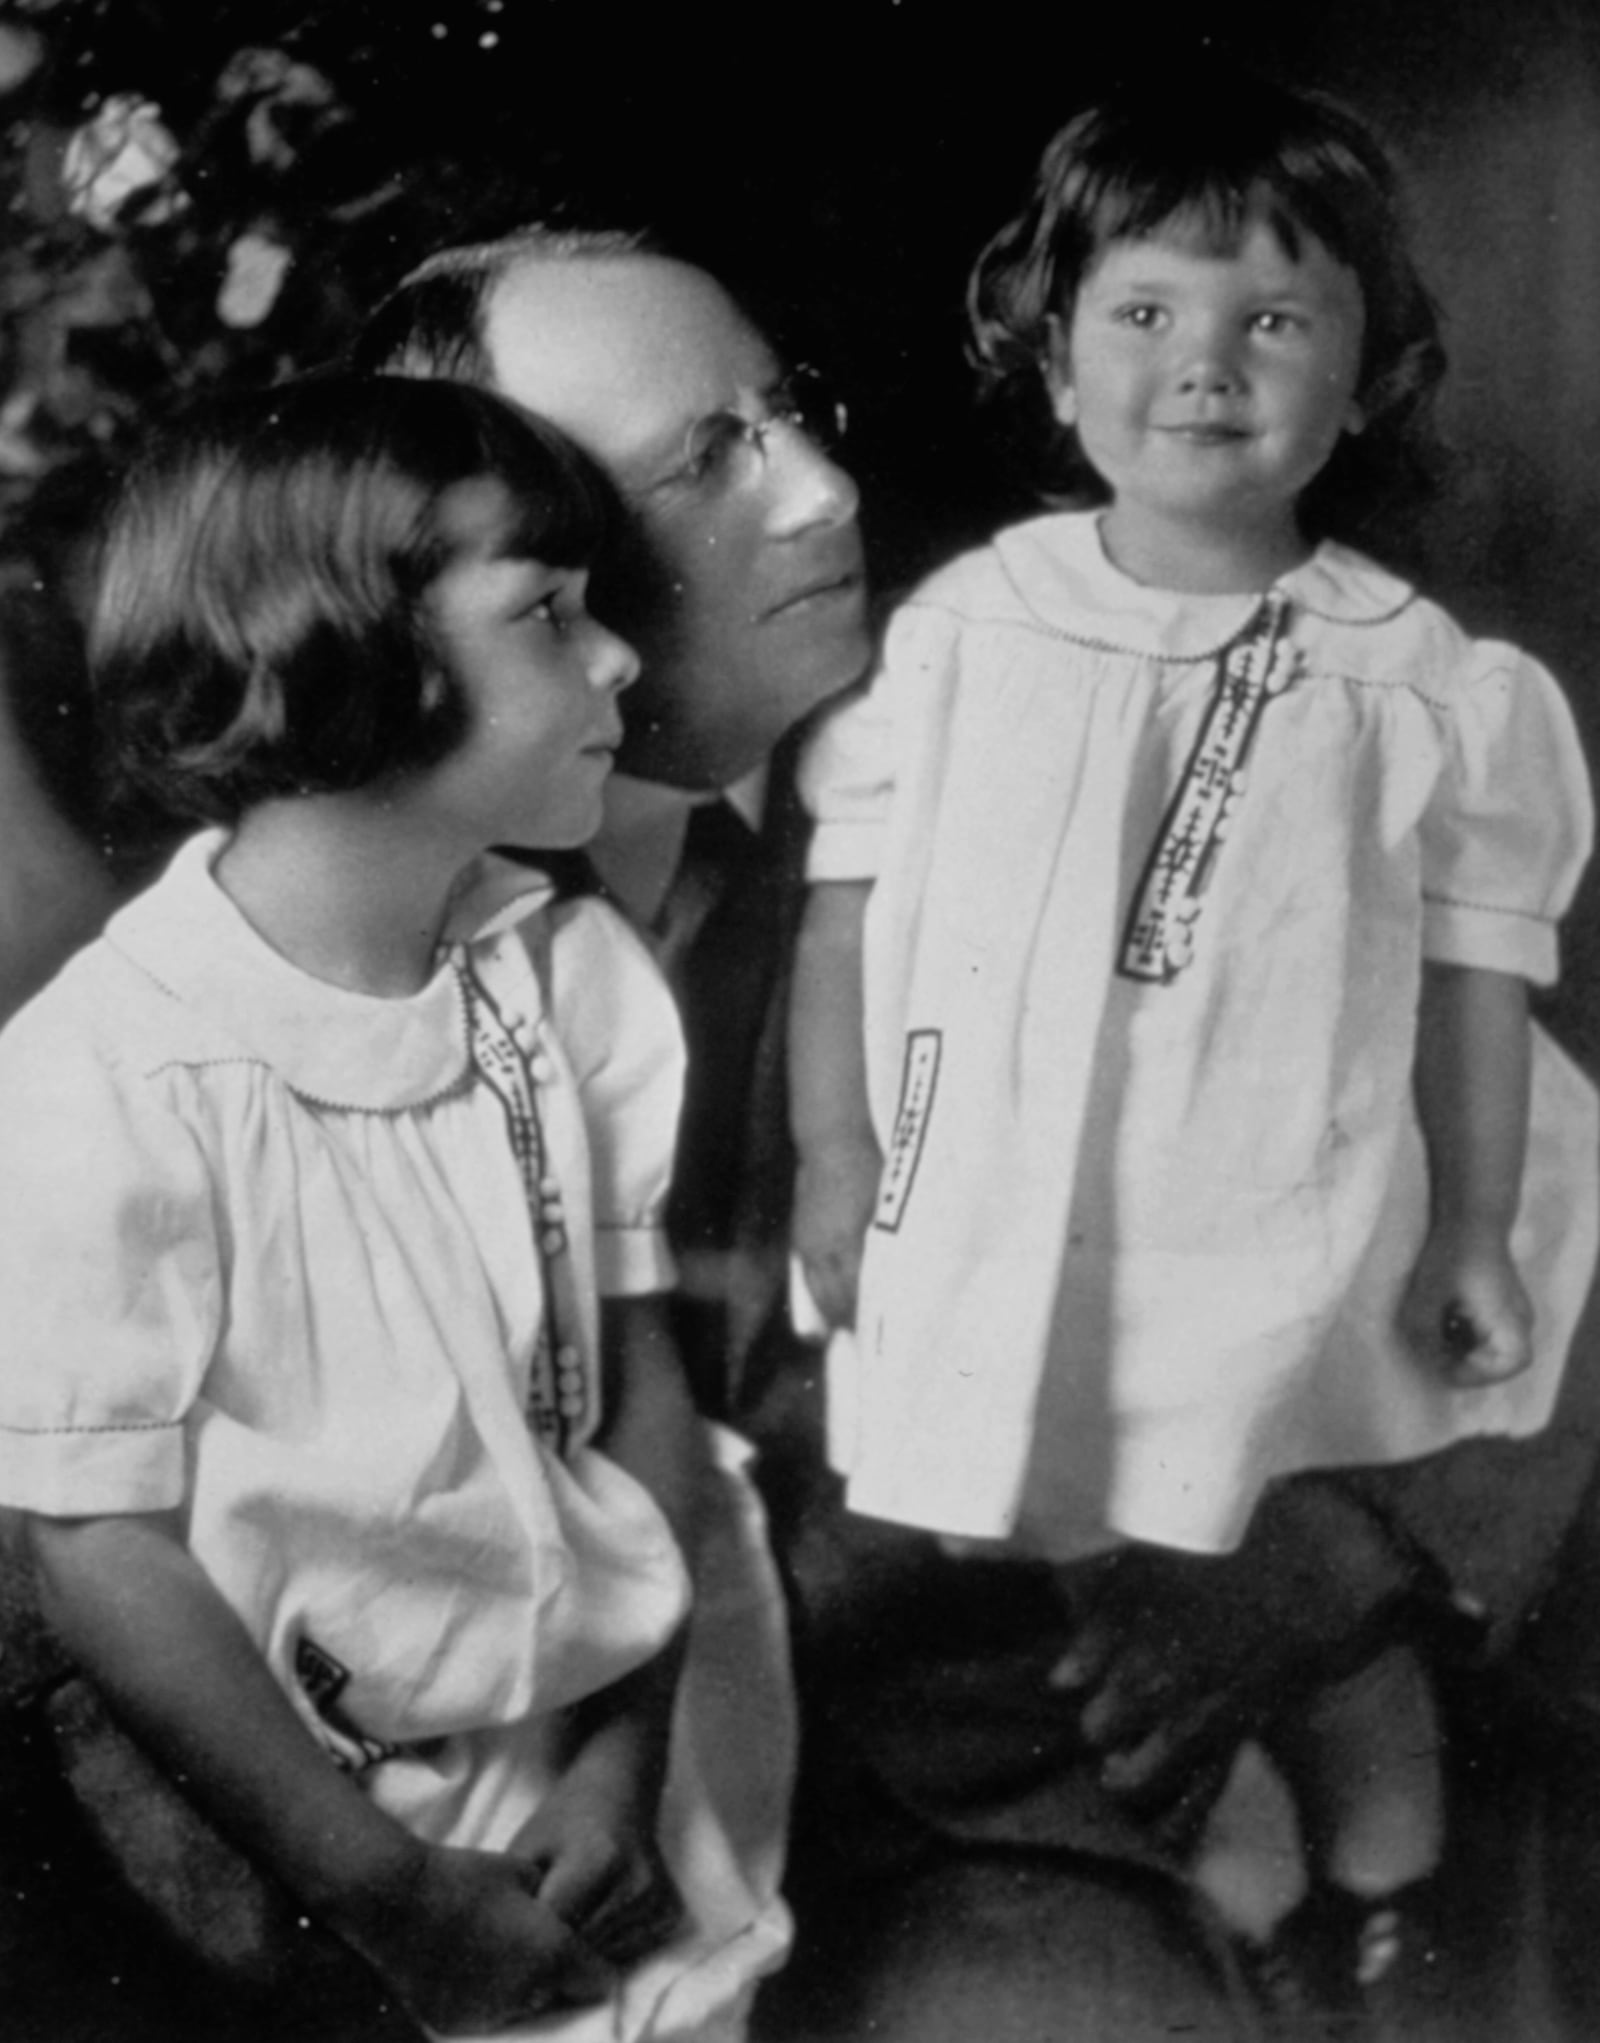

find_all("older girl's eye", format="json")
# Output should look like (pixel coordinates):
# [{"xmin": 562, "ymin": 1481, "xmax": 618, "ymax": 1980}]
[
  {"xmin": 1251, "ymin": 310, "xmax": 1300, "ymax": 336},
  {"xmin": 524, "ymin": 594, "xmax": 570, "ymax": 634},
  {"xmin": 1115, "ymin": 303, "xmax": 1165, "ymax": 331}
]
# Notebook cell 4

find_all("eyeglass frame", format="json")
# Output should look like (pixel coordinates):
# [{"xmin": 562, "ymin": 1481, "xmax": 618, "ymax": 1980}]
[{"xmin": 624, "ymin": 362, "xmax": 849, "ymax": 506}]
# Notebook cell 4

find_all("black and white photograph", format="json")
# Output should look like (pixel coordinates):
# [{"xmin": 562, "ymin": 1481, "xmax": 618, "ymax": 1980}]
[{"xmin": 2, "ymin": 5, "xmax": 1600, "ymax": 2039}]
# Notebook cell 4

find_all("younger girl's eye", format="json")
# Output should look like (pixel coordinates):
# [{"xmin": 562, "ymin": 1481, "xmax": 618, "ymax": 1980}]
[
  {"xmin": 1251, "ymin": 310, "xmax": 1300, "ymax": 336},
  {"xmin": 1115, "ymin": 303, "xmax": 1165, "ymax": 331}
]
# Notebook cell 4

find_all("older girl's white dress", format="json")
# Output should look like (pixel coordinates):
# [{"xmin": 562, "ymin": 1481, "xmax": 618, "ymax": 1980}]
[
  {"xmin": 803, "ymin": 512, "xmax": 1599, "ymax": 1559},
  {"xmin": 0, "ymin": 832, "xmax": 793, "ymax": 2043}
]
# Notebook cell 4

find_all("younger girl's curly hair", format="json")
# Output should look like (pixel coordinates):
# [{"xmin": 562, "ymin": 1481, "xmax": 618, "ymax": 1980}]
[{"xmin": 967, "ymin": 70, "xmax": 1447, "ymax": 540}]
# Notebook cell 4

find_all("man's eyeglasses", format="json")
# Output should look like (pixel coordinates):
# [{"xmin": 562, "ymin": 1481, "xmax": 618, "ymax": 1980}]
[{"xmin": 629, "ymin": 364, "xmax": 848, "ymax": 504}]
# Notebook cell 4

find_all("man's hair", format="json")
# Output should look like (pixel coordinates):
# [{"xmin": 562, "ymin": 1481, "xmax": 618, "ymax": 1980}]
[
  {"xmin": 353, "ymin": 224, "xmax": 659, "ymax": 387},
  {"xmin": 967, "ymin": 68, "xmax": 1447, "ymax": 539},
  {"xmin": 92, "ymin": 373, "xmax": 613, "ymax": 826}
]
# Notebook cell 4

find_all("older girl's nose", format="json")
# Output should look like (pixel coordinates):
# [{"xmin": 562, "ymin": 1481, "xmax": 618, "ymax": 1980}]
[{"xmin": 589, "ymin": 622, "xmax": 640, "ymax": 692}]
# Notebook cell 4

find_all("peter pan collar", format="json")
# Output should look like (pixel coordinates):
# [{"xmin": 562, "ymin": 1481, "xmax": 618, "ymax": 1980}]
[
  {"xmin": 989, "ymin": 511, "xmax": 1417, "ymax": 661},
  {"xmin": 108, "ymin": 831, "xmax": 554, "ymax": 1111}
]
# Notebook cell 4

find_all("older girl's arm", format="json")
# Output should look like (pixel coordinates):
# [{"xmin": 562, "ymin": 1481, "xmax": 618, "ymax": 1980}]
[
  {"xmin": 29, "ymin": 1510, "xmax": 608, "ymax": 2031},
  {"xmin": 516, "ymin": 1292, "xmax": 699, "ymax": 1966}
]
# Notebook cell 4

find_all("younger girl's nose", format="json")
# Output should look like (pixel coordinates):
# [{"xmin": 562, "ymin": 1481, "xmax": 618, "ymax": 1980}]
[{"xmin": 1177, "ymin": 342, "xmax": 1243, "ymax": 396}]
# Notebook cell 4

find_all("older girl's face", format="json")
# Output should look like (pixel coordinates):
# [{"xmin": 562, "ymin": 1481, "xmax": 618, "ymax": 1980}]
[
  {"xmin": 416, "ymin": 479, "xmax": 639, "ymax": 852},
  {"xmin": 1045, "ymin": 207, "xmax": 1367, "ymax": 590}
]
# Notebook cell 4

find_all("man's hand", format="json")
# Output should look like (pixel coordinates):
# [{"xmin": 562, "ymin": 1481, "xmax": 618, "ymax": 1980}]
[{"xmin": 1049, "ymin": 1480, "xmax": 1416, "ymax": 1814}]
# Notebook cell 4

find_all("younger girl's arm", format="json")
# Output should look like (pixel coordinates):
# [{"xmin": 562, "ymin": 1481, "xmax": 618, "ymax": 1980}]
[
  {"xmin": 788, "ymin": 878, "xmax": 883, "ymax": 1330},
  {"xmin": 1402, "ymin": 960, "xmax": 1534, "ymax": 1383},
  {"xmin": 29, "ymin": 1509, "xmax": 611, "ymax": 2032},
  {"xmin": 516, "ymin": 1292, "xmax": 700, "ymax": 1966}
]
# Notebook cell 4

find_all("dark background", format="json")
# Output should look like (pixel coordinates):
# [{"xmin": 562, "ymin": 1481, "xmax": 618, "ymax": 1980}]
[{"xmin": 21, "ymin": 0, "xmax": 1600, "ymax": 1060}]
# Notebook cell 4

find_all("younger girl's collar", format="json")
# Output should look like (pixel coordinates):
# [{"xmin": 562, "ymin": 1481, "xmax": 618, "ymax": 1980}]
[{"xmin": 992, "ymin": 511, "xmax": 1416, "ymax": 660}]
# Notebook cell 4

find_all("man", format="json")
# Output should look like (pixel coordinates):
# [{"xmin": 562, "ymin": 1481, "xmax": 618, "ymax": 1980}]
[
  {"xmin": 359, "ymin": 231, "xmax": 869, "ymax": 1432},
  {"xmin": 356, "ymin": 231, "xmax": 1600, "ymax": 2038}
]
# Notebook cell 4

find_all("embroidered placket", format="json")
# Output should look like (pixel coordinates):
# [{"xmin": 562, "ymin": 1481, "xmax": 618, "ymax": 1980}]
[
  {"xmin": 459, "ymin": 959, "xmax": 588, "ymax": 1454},
  {"xmin": 1118, "ymin": 593, "xmax": 1297, "ymax": 984}
]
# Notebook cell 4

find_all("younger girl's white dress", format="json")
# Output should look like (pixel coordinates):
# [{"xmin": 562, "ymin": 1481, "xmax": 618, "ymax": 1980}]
[
  {"xmin": 0, "ymin": 832, "xmax": 794, "ymax": 2043},
  {"xmin": 803, "ymin": 511, "xmax": 1599, "ymax": 1560}
]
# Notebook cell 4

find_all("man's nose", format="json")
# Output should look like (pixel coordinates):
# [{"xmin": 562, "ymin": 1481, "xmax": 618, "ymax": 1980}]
[{"xmin": 763, "ymin": 420, "xmax": 860, "ymax": 536}]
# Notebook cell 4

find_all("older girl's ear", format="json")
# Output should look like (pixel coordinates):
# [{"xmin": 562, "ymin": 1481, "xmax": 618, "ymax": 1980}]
[{"xmin": 1043, "ymin": 312, "xmax": 1078, "ymax": 427}]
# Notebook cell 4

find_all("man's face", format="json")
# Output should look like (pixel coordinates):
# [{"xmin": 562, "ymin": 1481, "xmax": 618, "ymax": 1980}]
[{"xmin": 484, "ymin": 256, "xmax": 871, "ymax": 789}]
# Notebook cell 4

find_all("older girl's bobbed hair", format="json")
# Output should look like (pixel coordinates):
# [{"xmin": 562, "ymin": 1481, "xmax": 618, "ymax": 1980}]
[
  {"xmin": 967, "ymin": 70, "xmax": 1447, "ymax": 537},
  {"xmin": 92, "ymin": 373, "xmax": 613, "ymax": 826}
]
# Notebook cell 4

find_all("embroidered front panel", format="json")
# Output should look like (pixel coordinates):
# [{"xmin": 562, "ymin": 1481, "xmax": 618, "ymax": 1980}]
[
  {"xmin": 1117, "ymin": 594, "xmax": 1297, "ymax": 984},
  {"xmin": 458, "ymin": 959, "xmax": 588, "ymax": 1455}
]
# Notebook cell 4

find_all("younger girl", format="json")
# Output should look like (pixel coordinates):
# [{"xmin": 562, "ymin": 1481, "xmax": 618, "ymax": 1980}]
[
  {"xmin": 790, "ymin": 73, "xmax": 1597, "ymax": 2001},
  {"xmin": 0, "ymin": 375, "xmax": 792, "ymax": 2041}
]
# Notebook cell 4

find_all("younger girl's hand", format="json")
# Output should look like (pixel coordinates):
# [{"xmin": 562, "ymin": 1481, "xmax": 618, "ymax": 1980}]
[
  {"xmin": 793, "ymin": 1135, "xmax": 882, "ymax": 1330},
  {"xmin": 1399, "ymin": 1221, "xmax": 1534, "ymax": 1386},
  {"xmin": 344, "ymin": 1840, "xmax": 613, "ymax": 2036}
]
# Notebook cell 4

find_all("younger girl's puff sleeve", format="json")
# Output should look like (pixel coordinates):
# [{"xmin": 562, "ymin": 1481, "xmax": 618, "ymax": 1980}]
[
  {"xmin": 1419, "ymin": 643, "xmax": 1595, "ymax": 985},
  {"xmin": 799, "ymin": 615, "xmax": 918, "ymax": 883},
  {"xmin": 0, "ymin": 1018, "xmax": 220, "ymax": 1517},
  {"xmin": 543, "ymin": 898, "xmax": 683, "ymax": 1299}
]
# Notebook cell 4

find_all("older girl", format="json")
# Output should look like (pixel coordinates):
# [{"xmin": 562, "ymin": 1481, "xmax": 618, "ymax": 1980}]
[{"xmin": 0, "ymin": 375, "xmax": 791, "ymax": 2041}]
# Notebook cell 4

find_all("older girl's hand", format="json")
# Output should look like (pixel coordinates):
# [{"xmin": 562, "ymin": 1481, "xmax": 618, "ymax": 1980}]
[
  {"xmin": 339, "ymin": 1840, "xmax": 614, "ymax": 2035},
  {"xmin": 515, "ymin": 1729, "xmax": 685, "ymax": 1971}
]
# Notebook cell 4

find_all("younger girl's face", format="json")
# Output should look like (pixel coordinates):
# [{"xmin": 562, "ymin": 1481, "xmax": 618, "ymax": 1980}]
[
  {"xmin": 418, "ymin": 479, "xmax": 639, "ymax": 852},
  {"xmin": 1046, "ymin": 206, "xmax": 1367, "ymax": 589}
]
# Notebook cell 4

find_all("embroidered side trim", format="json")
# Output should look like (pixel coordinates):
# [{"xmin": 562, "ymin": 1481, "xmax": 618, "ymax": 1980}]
[
  {"xmin": 1422, "ymin": 891, "xmax": 1553, "ymax": 923},
  {"xmin": 458, "ymin": 960, "xmax": 588, "ymax": 1455},
  {"xmin": 1118, "ymin": 594, "xmax": 1297, "ymax": 985},
  {"xmin": 0, "ymin": 1418, "xmax": 175, "ymax": 1435},
  {"xmin": 873, "ymin": 1029, "xmax": 941, "ymax": 1233}
]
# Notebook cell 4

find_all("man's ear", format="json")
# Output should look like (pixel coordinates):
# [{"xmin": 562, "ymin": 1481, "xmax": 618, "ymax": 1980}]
[{"xmin": 1043, "ymin": 312, "xmax": 1077, "ymax": 427}]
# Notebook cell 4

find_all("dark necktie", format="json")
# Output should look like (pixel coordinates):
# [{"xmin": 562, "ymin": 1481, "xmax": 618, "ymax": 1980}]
[{"xmin": 651, "ymin": 798, "xmax": 754, "ymax": 977}]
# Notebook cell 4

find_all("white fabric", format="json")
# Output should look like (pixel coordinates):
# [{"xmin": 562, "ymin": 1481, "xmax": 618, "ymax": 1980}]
[
  {"xmin": 0, "ymin": 831, "xmax": 793, "ymax": 2040},
  {"xmin": 802, "ymin": 512, "xmax": 1599, "ymax": 1555}
]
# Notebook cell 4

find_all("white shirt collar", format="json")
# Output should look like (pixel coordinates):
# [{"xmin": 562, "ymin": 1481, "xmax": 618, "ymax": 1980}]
[{"xmin": 588, "ymin": 766, "xmax": 768, "ymax": 928}]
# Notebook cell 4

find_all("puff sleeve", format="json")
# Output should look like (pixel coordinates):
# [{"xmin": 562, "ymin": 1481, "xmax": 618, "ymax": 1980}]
[
  {"xmin": 800, "ymin": 661, "xmax": 901, "ymax": 884},
  {"xmin": 1419, "ymin": 643, "xmax": 1594, "ymax": 984},
  {"xmin": 543, "ymin": 896, "xmax": 684, "ymax": 1298},
  {"xmin": 0, "ymin": 991, "xmax": 221, "ymax": 1517}
]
